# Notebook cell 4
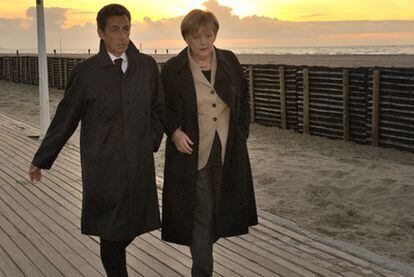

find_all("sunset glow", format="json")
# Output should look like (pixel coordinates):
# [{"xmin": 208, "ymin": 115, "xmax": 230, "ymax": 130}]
[
  {"xmin": 2, "ymin": 0, "xmax": 414, "ymax": 27},
  {"xmin": 1, "ymin": 0, "xmax": 413, "ymax": 50}
]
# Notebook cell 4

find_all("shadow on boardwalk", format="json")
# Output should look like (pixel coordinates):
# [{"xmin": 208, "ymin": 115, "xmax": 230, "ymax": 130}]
[{"xmin": 0, "ymin": 113, "xmax": 413, "ymax": 277}]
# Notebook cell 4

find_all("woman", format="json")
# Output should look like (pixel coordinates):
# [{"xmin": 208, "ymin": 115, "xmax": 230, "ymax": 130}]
[{"xmin": 161, "ymin": 9, "xmax": 258, "ymax": 276}]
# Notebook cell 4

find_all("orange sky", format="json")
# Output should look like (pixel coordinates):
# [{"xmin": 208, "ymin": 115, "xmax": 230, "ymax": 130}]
[
  {"xmin": 1, "ymin": 0, "xmax": 413, "ymax": 50},
  {"xmin": 2, "ymin": 0, "xmax": 414, "ymax": 27}
]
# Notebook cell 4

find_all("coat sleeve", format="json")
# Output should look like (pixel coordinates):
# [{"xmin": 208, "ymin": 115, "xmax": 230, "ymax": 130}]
[
  {"xmin": 150, "ymin": 59, "xmax": 165, "ymax": 152},
  {"xmin": 32, "ymin": 65, "xmax": 85, "ymax": 169},
  {"xmin": 160, "ymin": 62, "xmax": 181, "ymax": 138},
  {"xmin": 231, "ymin": 52, "xmax": 250, "ymax": 139}
]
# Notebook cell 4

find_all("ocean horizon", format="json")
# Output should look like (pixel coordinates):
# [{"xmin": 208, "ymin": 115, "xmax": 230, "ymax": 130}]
[{"xmin": 1, "ymin": 44, "xmax": 414, "ymax": 55}]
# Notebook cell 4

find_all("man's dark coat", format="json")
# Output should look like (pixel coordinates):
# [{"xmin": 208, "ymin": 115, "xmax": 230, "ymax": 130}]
[
  {"xmin": 32, "ymin": 40, "xmax": 164, "ymax": 241},
  {"xmin": 161, "ymin": 47, "xmax": 258, "ymax": 246}
]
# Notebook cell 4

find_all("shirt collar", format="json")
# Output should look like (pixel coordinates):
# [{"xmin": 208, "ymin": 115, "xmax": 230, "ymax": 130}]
[{"xmin": 107, "ymin": 51, "xmax": 128, "ymax": 64}]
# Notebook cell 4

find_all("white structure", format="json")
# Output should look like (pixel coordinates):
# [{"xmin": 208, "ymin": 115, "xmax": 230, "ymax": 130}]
[{"xmin": 36, "ymin": 0, "xmax": 51, "ymax": 140}]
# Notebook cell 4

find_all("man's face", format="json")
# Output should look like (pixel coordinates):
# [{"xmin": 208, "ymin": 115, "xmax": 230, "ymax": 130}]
[{"xmin": 98, "ymin": 15, "xmax": 130, "ymax": 57}]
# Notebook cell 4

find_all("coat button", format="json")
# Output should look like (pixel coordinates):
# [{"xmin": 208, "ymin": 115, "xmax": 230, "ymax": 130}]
[
  {"xmin": 212, "ymin": 103, "xmax": 216, "ymax": 108},
  {"xmin": 210, "ymin": 90, "xmax": 215, "ymax": 95},
  {"xmin": 213, "ymin": 117, "xmax": 217, "ymax": 121}
]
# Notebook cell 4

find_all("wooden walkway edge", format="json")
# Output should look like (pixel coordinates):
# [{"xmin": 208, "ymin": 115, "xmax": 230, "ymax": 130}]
[{"xmin": 0, "ymin": 112, "xmax": 413, "ymax": 277}]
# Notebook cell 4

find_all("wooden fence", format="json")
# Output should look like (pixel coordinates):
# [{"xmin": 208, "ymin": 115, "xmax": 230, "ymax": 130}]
[{"xmin": 1, "ymin": 55, "xmax": 413, "ymax": 152}]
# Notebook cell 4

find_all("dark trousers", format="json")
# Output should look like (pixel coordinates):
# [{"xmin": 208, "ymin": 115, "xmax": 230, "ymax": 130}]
[
  {"xmin": 100, "ymin": 238, "xmax": 133, "ymax": 277},
  {"xmin": 190, "ymin": 132, "xmax": 223, "ymax": 277},
  {"xmin": 191, "ymin": 133, "xmax": 223, "ymax": 277}
]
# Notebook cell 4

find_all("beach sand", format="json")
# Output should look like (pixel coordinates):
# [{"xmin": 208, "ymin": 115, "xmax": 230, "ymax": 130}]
[{"xmin": 1, "ymin": 55, "xmax": 414, "ymax": 267}]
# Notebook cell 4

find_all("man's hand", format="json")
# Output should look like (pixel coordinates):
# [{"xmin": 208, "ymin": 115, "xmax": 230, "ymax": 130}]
[
  {"xmin": 29, "ymin": 164, "xmax": 42, "ymax": 182},
  {"xmin": 172, "ymin": 128, "xmax": 194, "ymax": 154}
]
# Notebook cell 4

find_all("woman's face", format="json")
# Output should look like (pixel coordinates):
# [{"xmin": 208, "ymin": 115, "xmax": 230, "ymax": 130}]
[{"xmin": 185, "ymin": 25, "xmax": 216, "ymax": 60}]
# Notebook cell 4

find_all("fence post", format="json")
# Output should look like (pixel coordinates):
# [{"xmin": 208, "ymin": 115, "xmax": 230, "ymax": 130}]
[
  {"xmin": 2, "ymin": 58, "xmax": 5, "ymax": 80},
  {"xmin": 7, "ymin": 58, "xmax": 11, "ymax": 80},
  {"xmin": 59, "ymin": 58, "xmax": 63, "ymax": 89},
  {"xmin": 63, "ymin": 58, "xmax": 68, "ymax": 88},
  {"xmin": 50, "ymin": 57, "xmax": 55, "ymax": 88},
  {"xmin": 343, "ymin": 69, "xmax": 350, "ymax": 141},
  {"xmin": 248, "ymin": 65, "xmax": 255, "ymax": 123},
  {"xmin": 279, "ymin": 66, "xmax": 287, "ymax": 129},
  {"xmin": 28, "ymin": 57, "xmax": 33, "ymax": 85},
  {"xmin": 372, "ymin": 70, "xmax": 380, "ymax": 147},
  {"xmin": 22, "ymin": 57, "xmax": 26, "ymax": 83},
  {"xmin": 303, "ymin": 68, "xmax": 310, "ymax": 134},
  {"xmin": 17, "ymin": 54, "xmax": 22, "ymax": 83}
]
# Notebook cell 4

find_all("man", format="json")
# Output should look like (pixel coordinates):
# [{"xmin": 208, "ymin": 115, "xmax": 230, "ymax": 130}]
[{"xmin": 28, "ymin": 4, "xmax": 164, "ymax": 276}]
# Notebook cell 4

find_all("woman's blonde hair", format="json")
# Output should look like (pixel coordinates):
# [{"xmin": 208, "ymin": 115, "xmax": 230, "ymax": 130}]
[{"xmin": 180, "ymin": 9, "xmax": 219, "ymax": 39}]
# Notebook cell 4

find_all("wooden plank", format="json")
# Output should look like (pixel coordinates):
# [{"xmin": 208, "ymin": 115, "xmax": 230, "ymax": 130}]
[
  {"xmin": 63, "ymin": 59, "xmax": 68, "ymax": 88},
  {"xmin": 129, "ymin": 238, "xmax": 182, "ymax": 277},
  {"xmin": 17, "ymin": 55, "xmax": 22, "ymax": 83},
  {"xmin": 372, "ymin": 70, "xmax": 380, "ymax": 146},
  {"xmin": 0, "ymin": 148, "xmax": 82, "ymax": 217},
  {"xmin": 247, "ymin": 228, "xmax": 345, "ymax": 276},
  {"xmin": 0, "ymin": 231, "xmax": 43, "ymax": 277},
  {"xmin": 343, "ymin": 69, "xmax": 350, "ymax": 141},
  {"xmin": 0, "ymin": 140, "xmax": 149, "ymax": 276},
  {"xmin": 213, "ymin": 243, "xmax": 274, "ymax": 276},
  {"xmin": 219, "ymin": 237, "xmax": 310, "ymax": 276},
  {"xmin": 59, "ymin": 58, "xmax": 63, "ymax": 89},
  {"xmin": 28, "ymin": 57, "xmax": 32, "ymax": 85},
  {"xmin": 146, "ymin": 204, "xmax": 242, "ymax": 277},
  {"xmin": 13, "ymin": 190, "xmax": 103, "ymax": 274},
  {"xmin": 303, "ymin": 68, "xmax": 310, "ymax": 134},
  {"xmin": 258, "ymin": 214, "xmax": 404, "ymax": 277},
  {"xmin": 248, "ymin": 65, "xmax": 256, "ymax": 123},
  {"xmin": 1, "ymin": 113, "xmax": 413, "ymax": 277},
  {"xmin": 0, "ymin": 244, "xmax": 24, "ymax": 277},
  {"xmin": 0, "ymin": 130, "xmax": 183, "ymax": 276},
  {"xmin": 0, "ymin": 213, "xmax": 63, "ymax": 276},
  {"xmin": 279, "ymin": 66, "xmax": 287, "ymax": 129},
  {"xmin": 0, "ymin": 179, "xmax": 91, "ymax": 276},
  {"xmin": 50, "ymin": 57, "xmax": 55, "ymax": 88},
  {"xmin": 3, "ymin": 143, "xmax": 102, "ymax": 272}
]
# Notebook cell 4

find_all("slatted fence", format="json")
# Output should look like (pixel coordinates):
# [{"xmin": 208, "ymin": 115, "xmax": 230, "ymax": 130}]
[{"xmin": 1, "ymin": 55, "xmax": 413, "ymax": 152}]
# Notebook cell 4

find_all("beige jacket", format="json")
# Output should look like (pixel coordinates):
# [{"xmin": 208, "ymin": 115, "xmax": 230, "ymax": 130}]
[{"xmin": 187, "ymin": 48, "xmax": 230, "ymax": 170}]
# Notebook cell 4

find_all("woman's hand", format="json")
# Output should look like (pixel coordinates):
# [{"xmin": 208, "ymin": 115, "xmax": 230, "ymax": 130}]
[{"xmin": 172, "ymin": 128, "xmax": 194, "ymax": 154}]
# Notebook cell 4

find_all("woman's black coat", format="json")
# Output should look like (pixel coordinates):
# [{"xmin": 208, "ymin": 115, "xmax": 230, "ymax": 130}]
[{"xmin": 161, "ymin": 47, "xmax": 258, "ymax": 246}]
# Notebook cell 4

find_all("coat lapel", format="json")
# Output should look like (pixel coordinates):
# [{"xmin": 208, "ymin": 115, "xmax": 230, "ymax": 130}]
[
  {"xmin": 174, "ymin": 47, "xmax": 237, "ymax": 115},
  {"xmin": 96, "ymin": 39, "xmax": 143, "ymax": 97},
  {"xmin": 96, "ymin": 39, "xmax": 122, "ymax": 95},
  {"xmin": 174, "ymin": 49, "xmax": 198, "ymax": 115},
  {"xmin": 187, "ymin": 48, "xmax": 218, "ymax": 89},
  {"xmin": 214, "ymin": 50, "xmax": 236, "ymax": 112}
]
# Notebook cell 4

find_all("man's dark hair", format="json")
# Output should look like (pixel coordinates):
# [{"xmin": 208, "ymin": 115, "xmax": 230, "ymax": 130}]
[{"xmin": 96, "ymin": 4, "xmax": 131, "ymax": 31}]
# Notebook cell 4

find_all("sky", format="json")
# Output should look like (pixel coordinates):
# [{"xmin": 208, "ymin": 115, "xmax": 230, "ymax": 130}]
[{"xmin": 1, "ymin": 0, "xmax": 414, "ymax": 52}]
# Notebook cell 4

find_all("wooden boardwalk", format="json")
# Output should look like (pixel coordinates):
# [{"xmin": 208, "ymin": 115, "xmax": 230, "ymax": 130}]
[{"xmin": 0, "ymin": 112, "xmax": 413, "ymax": 277}]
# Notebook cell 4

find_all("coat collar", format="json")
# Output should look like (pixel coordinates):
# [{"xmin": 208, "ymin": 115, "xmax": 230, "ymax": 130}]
[
  {"xmin": 173, "ymin": 46, "xmax": 236, "ymax": 114},
  {"xmin": 187, "ymin": 47, "xmax": 217, "ymax": 88},
  {"xmin": 97, "ymin": 39, "xmax": 141, "ymax": 67},
  {"xmin": 175, "ymin": 46, "xmax": 232, "ymax": 75}
]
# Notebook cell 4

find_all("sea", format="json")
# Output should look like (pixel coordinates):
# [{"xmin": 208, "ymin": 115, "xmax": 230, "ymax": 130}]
[{"xmin": 2, "ymin": 45, "xmax": 414, "ymax": 55}]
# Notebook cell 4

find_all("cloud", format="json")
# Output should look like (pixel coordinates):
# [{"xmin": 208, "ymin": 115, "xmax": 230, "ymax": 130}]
[
  {"xmin": 26, "ymin": 7, "xmax": 68, "ymax": 28},
  {"xmin": 132, "ymin": 0, "xmax": 414, "ymax": 46},
  {"xmin": 1, "ymin": 0, "xmax": 414, "ymax": 52},
  {"xmin": 301, "ymin": 14, "xmax": 328, "ymax": 18}
]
